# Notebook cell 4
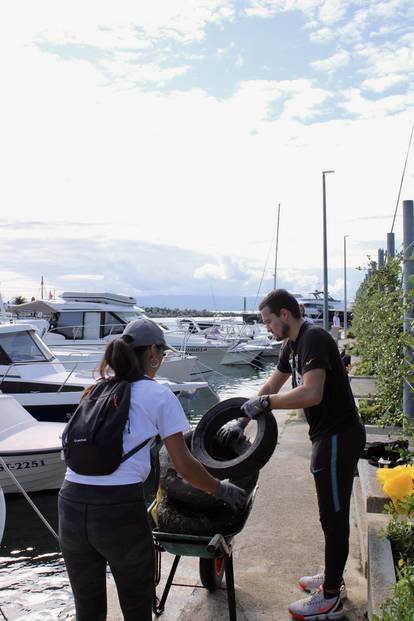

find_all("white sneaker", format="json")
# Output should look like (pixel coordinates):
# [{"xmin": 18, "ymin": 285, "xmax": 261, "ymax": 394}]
[
  {"xmin": 299, "ymin": 573, "xmax": 347, "ymax": 598},
  {"xmin": 288, "ymin": 586, "xmax": 344, "ymax": 620}
]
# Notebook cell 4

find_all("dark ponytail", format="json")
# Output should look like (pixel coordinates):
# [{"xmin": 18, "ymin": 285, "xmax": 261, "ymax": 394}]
[{"xmin": 99, "ymin": 335, "xmax": 148, "ymax": 382}]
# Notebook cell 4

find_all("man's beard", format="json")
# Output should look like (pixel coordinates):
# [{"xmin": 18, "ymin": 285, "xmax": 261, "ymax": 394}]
[{"xmin": 279, "ymin": 322, "xmax": 290, "ymax": 339}]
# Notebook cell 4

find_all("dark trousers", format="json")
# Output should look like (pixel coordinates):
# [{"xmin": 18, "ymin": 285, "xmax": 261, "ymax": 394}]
[
  {"xmin": 58, "ymin": 481, "xmax": 154, "ymax": 621},
  {"xmin": 311, "ymin": 419, "xmax": 366, "ymax": 591}
]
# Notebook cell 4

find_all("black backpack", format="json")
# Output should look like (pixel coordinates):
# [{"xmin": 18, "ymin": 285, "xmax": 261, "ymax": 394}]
[{"xmin": 62, "ymin": 379, "xmax": 151, "ymax": 476}]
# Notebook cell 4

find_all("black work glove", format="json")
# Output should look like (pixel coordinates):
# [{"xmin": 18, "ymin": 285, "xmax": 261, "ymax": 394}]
[
  {"xmin": 214, "ymin": 479, "xmax": 246, "ymax": 511},
  {"xmin": 240, "ymin": 395, "xmax": 271, "ymax": 419},
  {"xmin": 215, "ymin": 419, "xmax": 247, "ymax": 447}
]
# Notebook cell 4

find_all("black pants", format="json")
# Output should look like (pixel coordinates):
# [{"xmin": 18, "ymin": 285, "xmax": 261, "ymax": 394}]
[
  {"xmin": 58, "ymin": 481, "xmax": 154, "ymax": 621},
  {"xmin": 311, "ymin": 419, "xmax": 366, "ymax": 591}
]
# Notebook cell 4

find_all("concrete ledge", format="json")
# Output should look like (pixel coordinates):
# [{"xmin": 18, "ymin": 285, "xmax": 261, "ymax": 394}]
[
  {"xmin": 352, "ymin": 476, "xmax": 368, "ymax": 576},
  {"xmin": 358, "ymin": 459, "xmax": 389, "ymax": 513},
  {"xmin": 349, "ymin": 375, "xmax": 377, "ymax": 398},
  {"xmin": 367, "ymin": 518, "xmax": 396, "ymax": 620}
]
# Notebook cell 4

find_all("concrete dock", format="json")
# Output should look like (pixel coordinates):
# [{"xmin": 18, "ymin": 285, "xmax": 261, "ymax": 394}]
[{"xmin": 102, "ymin": 410, "xmax": 368, "ymax": 620}]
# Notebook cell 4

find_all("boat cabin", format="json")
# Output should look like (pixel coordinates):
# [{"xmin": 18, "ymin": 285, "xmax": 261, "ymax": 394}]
[{"xmin": 8, "ymin": 292, "xmax": 145, "ymax": 344}]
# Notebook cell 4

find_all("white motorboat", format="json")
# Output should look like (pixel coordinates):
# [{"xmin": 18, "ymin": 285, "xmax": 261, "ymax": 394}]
[
  {"xmin": 52, "ymin": 345, "xmax": 199, "ymax": 383},
  {"xmin": 9, "ymin": 292, "xmax": 199, "ymax": 382},
  {"xmin": 0, "ymin": 323, "xmax": 209, "ymax": 423},
  {"xmin": 160, "ymin": 318, "xmax": 264, "ymax": 366},
  {"xmin": 195, "ymin": 317, "xmax": 282, "ymax": 358},
  {"xmin": 0, "ymin": 395, "xmax": 66, "ymax": 494},
  {"xmin": 295, "ymin": 291, "xmax": 349, "ymax": 324},
  {"xmin": 0, "ymin": 323, "xmax": 93, "ymax": 422}
]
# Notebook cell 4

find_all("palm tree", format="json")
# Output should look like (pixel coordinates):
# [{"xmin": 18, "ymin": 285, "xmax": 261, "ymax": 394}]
[{"xmin": 13, "ymin": 295, "xmax": 27, "ymax": 305}]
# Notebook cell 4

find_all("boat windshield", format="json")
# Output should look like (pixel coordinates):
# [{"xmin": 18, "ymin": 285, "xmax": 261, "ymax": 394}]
[
  {"xmin": 114, "ymin": 312, "xmax": 143, "ymax": 324},
  {"xmin": 0, "ymin": 330, "xmax": 53, "ymax": 364}
]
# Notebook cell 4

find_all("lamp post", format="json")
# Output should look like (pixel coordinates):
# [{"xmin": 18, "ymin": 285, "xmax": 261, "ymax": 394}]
[
  {"xmin": 322, "ymin": 170, "xmax": 335, "ymax": 331},
  {"xmin": 343, "ymin": 235, "xmax": 349, "ymax": 333}
]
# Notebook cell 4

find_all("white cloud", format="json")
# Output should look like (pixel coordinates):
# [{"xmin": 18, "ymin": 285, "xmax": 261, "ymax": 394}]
[
  {"xmin": 310, "ymin": 49, "xmax": 350, "ymax": 73},
  {"xmin": 318, "ymin": 0, "xmax": 347, "ymax": 25},
  {"xmin": 362, "ymin": 74, "xmax": 408, "ymax": 93},
  {"xmin": 341, "ymin": 88, "xmax": 414, "ymax": 118},
  {"xmin": 61, "ymin": 274, "xmax": 105, "ymax": 281},
  {"xmin": 309, "ymin": 27, "xmax": 336, "ymax": 44},
  {"xmin": 194, "ymin": 263, "xmax": 227, "ymax": 280}
]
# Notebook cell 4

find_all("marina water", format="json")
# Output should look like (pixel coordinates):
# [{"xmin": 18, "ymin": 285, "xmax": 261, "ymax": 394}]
[{"xmin": 0, "ymin": 358, "xmax": 277, "ymax": 620}]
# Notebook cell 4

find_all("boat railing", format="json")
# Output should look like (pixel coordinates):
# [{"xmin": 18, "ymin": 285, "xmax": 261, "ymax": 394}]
[{"xmin": 0, "ymin": 358, "xmax": 102, "ymax": 392}]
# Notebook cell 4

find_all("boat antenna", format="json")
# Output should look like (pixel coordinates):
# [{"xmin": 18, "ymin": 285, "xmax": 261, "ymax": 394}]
[
  {"xmin": 273, "ymin": 203, "xmax": 281, "ymax": 289},
  {"xmin": 391, "ymin": 123, "xmax": 414, "ymax": 233}
]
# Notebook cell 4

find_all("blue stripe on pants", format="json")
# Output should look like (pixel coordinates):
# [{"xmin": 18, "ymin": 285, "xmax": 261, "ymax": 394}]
[{"xmin": 330, "ymin": 435, "xmax": 340, "ymax": 512}]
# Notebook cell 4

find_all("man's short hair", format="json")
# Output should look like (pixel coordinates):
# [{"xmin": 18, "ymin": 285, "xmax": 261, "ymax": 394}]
[{"xmin": 259, "ymin": 289, "xmax": 301, "ymax": 319}]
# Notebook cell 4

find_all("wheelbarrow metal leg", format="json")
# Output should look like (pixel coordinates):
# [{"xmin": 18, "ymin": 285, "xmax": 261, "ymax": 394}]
[
  {"xmin": 224, "ymin": 555, "xmax": 237, "ymax": 621},
  {"xmin": 154, "ymin": 554, "xmax": 181, "ymax": 615}
]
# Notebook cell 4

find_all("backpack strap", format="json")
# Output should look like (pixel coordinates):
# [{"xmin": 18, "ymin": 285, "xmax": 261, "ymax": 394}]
[
  {"xmin": 120, "ymin": 375, "xmax": 156, "ymax": 463},
  {"xmin": 120, "ymin": 436, "xmax": 152, "ymax": 463}
]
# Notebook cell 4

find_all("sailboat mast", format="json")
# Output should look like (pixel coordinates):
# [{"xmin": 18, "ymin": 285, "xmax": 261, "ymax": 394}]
[{"xmin": 273, "ymin": 203, "xmax": 281, "ymax": 289}]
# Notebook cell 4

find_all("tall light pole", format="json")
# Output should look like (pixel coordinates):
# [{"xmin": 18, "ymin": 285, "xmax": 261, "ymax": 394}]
[
  {"xmin": 322, "ymin": 170, "xmax": 335, "ymax": 331},
  {"xmin": 343, "ymin": 235, "xmax": 349, "ymax": 333}
]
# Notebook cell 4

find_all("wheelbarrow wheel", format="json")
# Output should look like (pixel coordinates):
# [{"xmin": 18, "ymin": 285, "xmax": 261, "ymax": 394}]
[{"xmin": 199, "ymin": 557, "xmax": 225, "ymax": 591}]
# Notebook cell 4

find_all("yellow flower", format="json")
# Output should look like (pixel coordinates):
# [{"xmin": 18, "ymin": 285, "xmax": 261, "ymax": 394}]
[
  {"xmin": 383, "ymin": 470, "xmax": 414, "ymax": 500},
  {"xmin": 398, "ymin": 558, "xmax": 405, "ymax": 568}
]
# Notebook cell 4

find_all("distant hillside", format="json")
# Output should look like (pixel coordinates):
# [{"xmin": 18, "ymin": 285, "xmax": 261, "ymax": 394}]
[{"xmin": 139, "ymin": 294, "xmax": 260, "ymax": 312}]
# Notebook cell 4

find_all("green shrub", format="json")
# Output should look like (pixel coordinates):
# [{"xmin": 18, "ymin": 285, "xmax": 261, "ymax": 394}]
[
  {"xmin": 385, "ymin": 518, "xmax": 414, "ymax": 563},
  {"xmin": 358, "ymin": 399, "xmax": 382, "ymax": 424},
  {"xmin": 373, "ymin": 562, "xmax": 414, "ymax": 621},
  {"xmin": 352, "ymin": 255, "xmax": 404, "ymax": 426}
]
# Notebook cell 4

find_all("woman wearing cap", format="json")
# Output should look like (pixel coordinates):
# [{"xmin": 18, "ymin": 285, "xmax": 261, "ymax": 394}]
[{"xmin": 58, "ymin": 317, "xmax": 245, "ymax": 621}]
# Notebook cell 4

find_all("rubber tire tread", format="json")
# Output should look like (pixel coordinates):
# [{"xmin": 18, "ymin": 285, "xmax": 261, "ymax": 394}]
[
  {"xmin": 159, "ymin": 430, "xmax": 259, "ymax": 511},
  {"xmin": 191, "ymin": 397, "xmax": 278, "ymax": 479},
  {"xmin": 199, "ymin": 557, "xmax": 225, "ymax": 591},
  {"xmin": 156, "ymin": 496, "xmax": 245, "ymax": 536}
]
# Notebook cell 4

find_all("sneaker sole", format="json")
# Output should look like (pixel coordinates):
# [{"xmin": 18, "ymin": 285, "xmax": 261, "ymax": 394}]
[{"xmin": 289, "ymin": 609, "xmax": 345, "ymax": 620}]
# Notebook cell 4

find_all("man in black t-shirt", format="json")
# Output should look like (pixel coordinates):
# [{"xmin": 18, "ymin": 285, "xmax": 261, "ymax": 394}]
[{"xmin": 219, "ymin": 289, "xmax": 365, "ymax": 621}]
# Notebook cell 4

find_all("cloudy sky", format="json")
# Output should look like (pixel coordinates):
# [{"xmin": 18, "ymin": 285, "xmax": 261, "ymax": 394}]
[{"xmin": 0, "ymin": 0, "xmax": 413, "ymax": 307}]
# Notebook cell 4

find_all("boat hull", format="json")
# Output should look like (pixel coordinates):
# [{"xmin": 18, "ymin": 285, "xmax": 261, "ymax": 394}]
[{"xmin": 0, "ymin": 449, "xmax": 65, "ymax": 494}]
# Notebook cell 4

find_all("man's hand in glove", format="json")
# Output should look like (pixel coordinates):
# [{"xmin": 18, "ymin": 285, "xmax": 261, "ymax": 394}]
[
  {"xmin": 215, "ymin": 419, "xmax": 247, "ymax": 448},
  {"xmin": 214, "ymin": 479, "xmax": 246, "ymax": 511},
  {"xmin": 240, "ymin": 395, "xmax": 271, "ymax": 419}
]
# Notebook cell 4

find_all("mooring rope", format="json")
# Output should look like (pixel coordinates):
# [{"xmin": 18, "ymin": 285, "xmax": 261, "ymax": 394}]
[{"xmin": 0, "ymin": 456, "xmax": 59, "ymax": 542}]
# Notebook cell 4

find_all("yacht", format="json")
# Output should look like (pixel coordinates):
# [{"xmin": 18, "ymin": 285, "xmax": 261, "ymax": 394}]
[
  {"xmin": 9, "ymin": 292, "xmax": 199, "ymax": 382},
  {"xmin": 0, "ymin": 323, "xmax": 91, "ymax": 422},
  {"xmin": 11, "ymin": 293, "xmax": 263, "ymax": 371},
  {"xmin": 0, "ymin": 323, "xmax": 208, "ymax": 423},
  {"xmin": 158, "ymin": 317, "xmax": 265, "ymax": 367},
  {"xmin": 295, "ymin": 291, "xmax": 349, "ymax": 324},
  {"xmin": 193, "ymin": 316, "xmax": 282, "ymax": 357}
]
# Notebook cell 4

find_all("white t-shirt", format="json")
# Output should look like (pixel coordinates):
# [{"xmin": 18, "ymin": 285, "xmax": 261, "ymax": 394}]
[{"xmin": 65, "ymin": 377, "xmax": 191, "ymax": 486}]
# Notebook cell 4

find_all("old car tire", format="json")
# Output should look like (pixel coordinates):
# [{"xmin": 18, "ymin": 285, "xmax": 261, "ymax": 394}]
[
  {"xmin": 156, "ymin": 497, "xmax": 245, "ymax": 536},
  {"xmin": 199, "ymin": 557, "xmax": 225, "ymax": 591},
  {"xmin": 159, "ymin": 430, "xmax": 259, "ymax": 511},
  {"xmin": 191, "ymin": 397, "xmax": 278, "ymax": 479}
]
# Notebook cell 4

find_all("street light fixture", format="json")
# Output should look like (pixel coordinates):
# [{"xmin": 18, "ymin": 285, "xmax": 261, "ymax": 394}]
[
  {"xmin": 322, "ymin": 170, "xmax": 335, "ymax": 331},
  {"xmin": 343, "ymin": 235, "xmax": 349, "ymax": 333}
]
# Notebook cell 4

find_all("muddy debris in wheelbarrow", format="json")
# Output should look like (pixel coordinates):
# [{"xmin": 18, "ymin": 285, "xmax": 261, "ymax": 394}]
[
  {"xmin": 159, "ymin": 429, "xmax": 259, "ymax": 513},
  {"xmin": 156, "ymin": 396, "xmax": 279, "ymax": 534}
]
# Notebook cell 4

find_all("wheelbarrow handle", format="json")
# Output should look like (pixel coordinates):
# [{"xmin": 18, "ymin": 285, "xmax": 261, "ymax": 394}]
[{"xmin": 207, "ymin": 534, "xmax": 231, "ymax": 557}]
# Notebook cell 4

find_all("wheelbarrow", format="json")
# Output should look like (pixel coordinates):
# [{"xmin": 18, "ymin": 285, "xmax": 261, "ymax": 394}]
[{"xmin": 150, "ymin": 486, "xmax": 258, "ymax": 621}]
